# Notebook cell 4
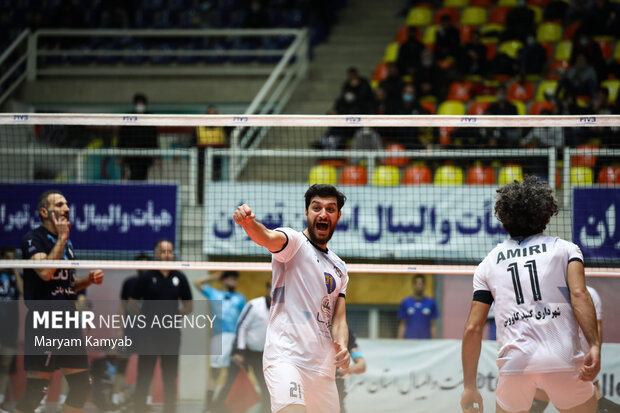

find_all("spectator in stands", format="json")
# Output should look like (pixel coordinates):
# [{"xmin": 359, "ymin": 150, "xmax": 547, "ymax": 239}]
[
  {"xmin": 379, "ymin": 63, "xmax": 405, "ymax": 111},
  {"xmin": 522, "ymin": 110, "xmax": 565, "ymax": 148},
  {"xmin": 556, "ymin": 53, "xmax": 598, "ymax": 102},
  {"xmin": 397, "ymin": 26, "xmax": 426, "ymax": 78},
  {"xmin": 350, "ymin": 128, "xmax": 383, "ymax": 164},
  {"xmin": 486, "ymin": 85, "xmax": 521, "ymax": 147},
  {"xmin": 397, "ymin": 274, "xmax": 439, "ymax": 339},
  {"xmin": 434, "ymin": 14, "xmax": 460, "ymax": 63},
  {"xmin": 543, "ymin": 0, "xmax": 569, "ymax": 22},
  {"xmin": 118, "ymin": 93, "xmax": 159, "ymax": 180},
  {"xmin": 555, "ymin": 91, "xmax": 589, "ymax": 146},
  {"xmin": 459, "ymin": 29, "xmax": 488, "ymax": 78},
  {"xmin": 519, "ymin": 33, "xmax": 548, "ymax": 76},
  {"xmin": 571, "ymin": 33, "xmax": 606, "ymax": 80},
  {"xmin": 416, "ymin": 49, "xmax": 445, "ymax": 101},
  {"xmin": 580, "ymin": 0, "xmax": 620, "ymax": 37},
  {"xmin": 503, "ymin": 0, "xmax": 535, "ymax": 42},
  {"xmin": 394, "ymin": 83, "xmax": 431, "ymax": 148},
  {"xmin": 373, "ymin": 86, "xmax": 400, "ymax": 115}
]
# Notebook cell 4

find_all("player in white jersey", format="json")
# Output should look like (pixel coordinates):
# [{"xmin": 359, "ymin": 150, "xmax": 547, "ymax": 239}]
[
  {"xmin": 233, "ymin": 184, "xmax": 350, "ymax": 413},
  {"xmin": 461, "ymin": 176, "xmax": 601, "ymax": 413}
]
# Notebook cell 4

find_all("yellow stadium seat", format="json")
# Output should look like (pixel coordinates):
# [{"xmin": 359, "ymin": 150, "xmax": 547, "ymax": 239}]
[
  {"xmin": 614, "ymin": 42, "xmax": 620, "ymax": 61},
  {"xmin": 554, "ymin": 41, "xmax": 572, "ymax": 61},
  {"xmin": 479, "ymin": 23, "xmax": 505, "ymax": 42},
  {"xmin": 434, "ymin": 165, "xmax": 464, "ymax": 185},
  {"xmin": 423, "ymin": 25, "xmax": 439, "ymax": 45},
  {"xmin": 535, "ymin": 80, "xmax": 558, "ymax": 101},
  {"xmin": 308, "ymin": 165, "xmax": 337, "ymax": 185},
  {"xmin": 536, "ymin": 22, "xmax": 562, "ymax": 43},
  {"xmin": 498, "ymin": 0, "xmax": 518, "ymax": 6},
  {"xmin": 570, "ymin": 166, "xmax": 594, "ymax": 186},
  {"xmin": 406, "ymin": 7, "xmax": 433, "ymax": 26},
  {"xmin": 437, "ymin": 100, "xmax": 466, "ymax": 115},
  {"xmin": 601, "ymin": 79, "xmax": 620, "ymax": 103},
  {"xmin": 498, "ymin": 165, "xmax": 523, "ymax": 185},
  {"xmin": 372, "ymin": 165, "xmax": 400, "ymax": 186},
  {"xmin": 460, "ymin": 6, "xmax": 487, "ymax": 25},
  {"xmin": 528, "ymin": 5, "xmax": 542, "ymax": 23},
  {"xmin": 498, "ymin": 40, "xmax": 524, "ymax": 59},
  {"xmin": 444, "ymin": 0, "xmax": 469, "ymax": 7},
  {"xmin": 511, "ymin": 100, "xmax": 526, "ymax": 115},
  {"xmin": 383, "ymin": 42, "xmax": 400, "ymax": 63}
]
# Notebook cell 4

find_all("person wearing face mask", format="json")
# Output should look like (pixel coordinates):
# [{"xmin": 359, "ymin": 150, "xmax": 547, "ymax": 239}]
[
  {"xmin": 118, "ymin": 93, "xmax": 159, "ymax": 180},
  {"xmin": 394, "ymin": 83, "xmax": 432, "ymax": 149},
  {"xmin": 519, "ymin": 33, "xmax": 548, "ymax": 76}
]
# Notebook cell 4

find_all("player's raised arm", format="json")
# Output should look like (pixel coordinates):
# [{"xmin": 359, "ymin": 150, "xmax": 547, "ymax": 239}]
[{"xmin": 233, "ymin": 204, "xmax": 287, "ymax": 252}]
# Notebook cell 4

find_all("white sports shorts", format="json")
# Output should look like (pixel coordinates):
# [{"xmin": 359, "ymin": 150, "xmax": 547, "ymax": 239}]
[
  {"xmin": 210, "ymin": 332, "xmax": 235, "ymax": 368},
  {"xmin": 496, "ymin": 370, "xmax": 594, "ymax": 412},
  {"xmin": 264, "ymin": 362, "xmax": 340, "ymax": 413}
]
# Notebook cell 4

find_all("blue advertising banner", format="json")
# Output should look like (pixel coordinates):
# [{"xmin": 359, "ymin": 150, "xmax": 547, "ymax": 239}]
[
  {"xmin": 573, "ymin": 188, "xmax": 620, "ymax": 261},
  {"xmin": 0, "ymin": 183, "xmax": 177, "ymax": 252}
]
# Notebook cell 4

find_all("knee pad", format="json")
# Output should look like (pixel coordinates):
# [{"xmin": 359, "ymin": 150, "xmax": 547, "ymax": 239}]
[
  {"xmin": 15, "ymin": 378, "xmax": 48, "ymax": 413},
  {"xmin": 530, "ymin": 398, "xmax": 549, "ymax": 413},
  {"xmin": 65, "ymin": 370, "xmax": 92, "ymax": 408}
]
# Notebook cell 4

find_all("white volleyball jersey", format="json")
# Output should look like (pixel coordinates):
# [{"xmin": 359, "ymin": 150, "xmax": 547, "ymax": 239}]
[
  {"xmin": 473, "ymin": 233, "xmax": 585, "ymax": 375},
  {"xmin": 263, "ymin": 227, "xmax": 348, "ymax": 377},
  {"xmin": 579, "ymin": 286, "xmax": 602, "ymax": 354}
]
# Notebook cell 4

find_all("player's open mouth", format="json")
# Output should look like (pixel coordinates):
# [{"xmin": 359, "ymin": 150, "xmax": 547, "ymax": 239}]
[{"xmin": 316, "ymin": 222, "xmax": 328, "ymax": 231}]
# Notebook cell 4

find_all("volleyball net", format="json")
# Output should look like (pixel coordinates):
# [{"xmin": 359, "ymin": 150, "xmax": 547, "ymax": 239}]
[{"xmin": 0, "ymin": 113, "xmax": 619, "ymax": 276}]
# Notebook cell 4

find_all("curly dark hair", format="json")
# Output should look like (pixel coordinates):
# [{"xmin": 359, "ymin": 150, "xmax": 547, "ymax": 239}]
[{"xmin": 495, "ymin": 175, "xmax": 558, "ymax": 238}]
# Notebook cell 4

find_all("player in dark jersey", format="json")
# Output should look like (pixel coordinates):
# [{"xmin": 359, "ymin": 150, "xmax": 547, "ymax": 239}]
[
  {"xmin": 0, "ymin": 246, "xmax": 21, "ymax": 412},
  {"xmin": 16, "ymin": 189, "xmax": 104, "ymax": 413}
]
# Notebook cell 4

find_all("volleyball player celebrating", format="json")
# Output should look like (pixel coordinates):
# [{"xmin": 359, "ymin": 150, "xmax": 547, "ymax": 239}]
[
  {"xmin": 461, "ymin": 176, "xmax": 600, "ymax": 413},
  {"xmin": 17, "ymin": 190, "xmax": 104, "ymax": 413},
  {"xmin": 233, "ymin": 184, "xmax": 350, "ymax": 413}
]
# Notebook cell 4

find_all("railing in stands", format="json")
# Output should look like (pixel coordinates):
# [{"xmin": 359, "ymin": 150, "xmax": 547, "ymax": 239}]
[{"xmin": 0, "ymin": 30, "xmax": 30, "ymax": 108}]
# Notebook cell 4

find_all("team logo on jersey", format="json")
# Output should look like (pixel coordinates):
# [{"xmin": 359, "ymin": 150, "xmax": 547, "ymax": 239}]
[
  {"xmin": 324, "ymin": 272, "xmax": 336, "ymax": 294},
  {"xmin": 333, "ymin": 266, "xmax": 344, "ymax": 279},
  {"xmin": 321, "ymin": 296, "xmax": 332, "ymax": 318}
]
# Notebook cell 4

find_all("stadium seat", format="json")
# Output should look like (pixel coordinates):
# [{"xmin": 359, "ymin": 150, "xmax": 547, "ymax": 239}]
[
  {"xmin": 528, "ymin": 5, "xmax": 543, "ymax": 22},
  {"xmin": 395, "ymin": 26, "xmax": 409, "ymax": 43},
  {"xmin": 479, "ymin": 24, "xmax": 505, "ymax": 42},
  {"xmin": 468, "ymin": 101, "xmax": 491, "ymax": 115},
  {"xmin": 372, "ymin": 61, "xmax": 389, "ymax": 82},
  {"xmin": 406, "ymin": 6, "xmax": 433, "ymax": 26},
  {"xmin": 614, "ymin": 42, "xmax": 620, "ymax": 61},
  {"xmin": 594, "ymin": 37, "xmax": 613, "ymax": 59},
  {"xmin": 497, "ymin": 40, "xmax": 523, "ymax": 59},
  {"xmin": 459, "ymin": 25, "xmax": 476, "ymax": 43},
  {"xmin": 384, "ymin": 143, "xmax": 410, "ymax": 167},
  {"xmin": 507, "ymin": 81, "xmax": 534, "ymax": 102},
  {"xmin": 485, "ymin": 42, "xmax": 497, "ymax": 60},
  {"xmin": 308, "ymin": 165, "xmax": 337, "ymax": 185},
  {"xmin": 554, "ymin": 40, "xmax": 572, "ymax": 61},
  {"xmin": 571, "ymin": 145, "xmax": 598, "ymax": 168},
  {"xmin": 383, "ymin": 42, "xmax": 400, "ymax": 63},
  {"xmin": 466, "ymin": 165, "xmax": 496, "ymax": 184},
  {"xmin": 498, "ymin": 165, "xmax": 523, "ymax": 184},
  {"xmin": 536, "ymin": 22, "xmax": 562, "ymax": 43},
  {"xmin": 447, "ymin": 81, "xmax": 473, "ymax": 102},
  {"xmin": 511, "ymin": 100, "xmax": 526, "ymax": 115},
  {"xmin": 423, "ymin": 25, "xmax": 439, "ymax": 45},
  {"xmin": 438, "ymin": 100, "xmax": 466, "ymax": 115},
  {"xmin": 460, "ymin": 7, "xmax": 487, "ymax": 25},
  {"xmin": 601, "ymin": 79, "xmax": 620, "ymax": 103},
  {"xmin": 372, "ymin": 165, "xmax": 400, "ymax": 186},
  {"xmin": 444, "ymin": 0, "xmax": 469, "ymax": 8},
  {"xmin": 547, "ymin": 60, "xmax": 570, "ymax": 80},
  {"xmin": 434, "ymin": 165, "xmax": 464, "ymax": 185},
  {"xmin": 527, "ymin": 0, "xmax": 550, "ymax": 7},
  {"xmin": 529, "ymin": 100, "xmax": 555, "ymax": 114},
  {"xmin": 563, "ymin": 22, "xmax": 580, "ymax": 40},
  {"xmin": 471, "ymin": 0, "xmax": 493, "ymax": 6},
  {"xmin": 434, "ymin": 7, "xmax": 460, "ymax": 23},
  {"xmin": 488, "ymin": 6, "xmax": 510, "ymax": 24},
  {"xmin": 403, "ymin": 165, "xmax": 433, "ymax": 184},
  {"xmin": 597, "ymin": 166, "xmax": 620, "ymax": 185},
  {"xmin": 570, "ymin": 166, "xmax": 594, "ymax": 186},
  {"xmin": 540, "ymin": 41, "xmax": 554, "ymax": 59},
  {"xmin": 535, "ymin": 80, "xmax": 558, "ymax": 101},
  {"xmin": 420, "ymin": 100, "xmax": 437, "ymax": 114},
  {"xmin": 339, "ymin": 165, "xmax": 368, "ymax": 185},
  {"xmin": 497, "ymin": 0, "xmax": 518, "ymax": 5}
]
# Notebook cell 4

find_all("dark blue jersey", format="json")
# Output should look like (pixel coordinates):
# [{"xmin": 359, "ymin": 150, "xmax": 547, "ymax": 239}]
[{"xmin": 20, "ymin": 226, "xmax": 77, "ymax": 304}]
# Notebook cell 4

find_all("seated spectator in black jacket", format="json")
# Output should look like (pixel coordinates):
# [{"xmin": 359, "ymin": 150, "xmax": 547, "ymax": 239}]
[
  {"xmin": 459, "ymin": 29, "xmax": 488, "ymax": 78},
  {"xmin": 394, "ymin": 83, "xmax": 431, "ymax": 148},
  {"xmin": 503, "ymin": 0, "xmax": 535, "ymax": 42},
  {"xmin": 416, "ymin": 49, "xmax": 446, "ymax": 101},
  {"xmin": 397, "ymin": 26, "xmax": 426, "ymax": 77},
  {"xmin": 486, "ymin": 85, "xmax": 521, "ymax": 147},
  {"xmin": 374, "ymin": 86, "xmax": 401, "ymax": 115},
  {"xmin": 556, "ymin": 53, "xmax": 598, "ymax": 101},
  {"xmin": 571, "ymin": 33, "xmax": 606, "ymax": 80},
  {"xmin": 379, "ymin": 63, "xmax": 405, "ymax": 109},
  {"xmin": 434, "ymin": 15, "xmax": 460, "ymax": 63},
  {"xmin": 519, "ymin": 33, "xmax": 548, "ymax": 76},
  {"xmin": 580, "ymin": 0, "xmax": 620, "ymax": 38}
]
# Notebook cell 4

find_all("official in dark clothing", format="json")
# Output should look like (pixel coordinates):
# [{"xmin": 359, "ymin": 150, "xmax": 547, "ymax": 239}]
[{"xmin": 130, "ymin": 239, "xmax": 192, "ymax": 413}]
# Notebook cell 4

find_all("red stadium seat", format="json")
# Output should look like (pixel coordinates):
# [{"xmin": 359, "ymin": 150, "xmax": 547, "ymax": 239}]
[
  {"xmin": 507, "ymin": 81, "xmax": 534, "ymax": 102},
  {"xmin": 468, "ymin": 101, "xmax": 491, "ymax": 115},
  {"xmin": 434, "ymin": 7, "xmax": 460, "ymax": 24},
  {"xmin": 594, "ymin": 37, "xmax": 613, "ymax": 60},
  {"xmin": 466, "ymin": 165, "xmax": 496, "ymax": 184},
  {"xmin": 384, "ymin": 143, "xmax": 410, "ymax": 167},
  {"xmin": 339, "ymin": 165, "xmax": 368, "ymax": 185},
  {"xmin": 447, "ymin": 81, "xmax": 474, "ymax": 102},
  {"xmin": 571, "ymin": 145, "xmax": 598, "ymax": 168},
  {"xmin": 403, "ymin": 165, "xmax": 433, "ymax": 184},
  {"xmin": 546, "ymin": 60, "xmax": 570, "ymax": 80},
  {"xmin": 420, "ymin": 100, "xmax": 437, "ymax": 114},
  {"xmin": 372, "ymin": 61, "xmax": 389, "ymax": 82},
  {"xmin": 459, "ymin": 25, "xmax": 476, "ymax": 43},
  {"xmin": 488, "ymin": 7, "xmax": 510, "ymax": 24},
  {"xmin": 529, "ymin": 100, "xmax": 555, "ymax": 115},
  {"xmin": 597, "ymin": 166, "xmax": 620, "ymax": 185}
]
